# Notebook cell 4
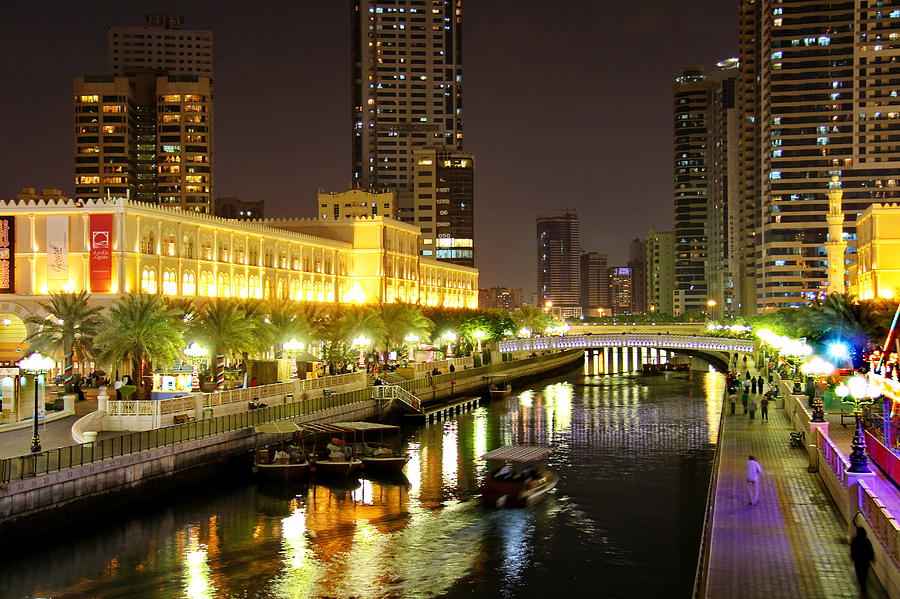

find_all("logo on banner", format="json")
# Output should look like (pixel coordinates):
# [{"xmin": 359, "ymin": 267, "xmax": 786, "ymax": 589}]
[
  {"xmin": 89, "ymin": 214, "xmax": 113, "ymax": 293},
  {"xmin": 92, "ymin": 231, "xmax": 109, "ymax": 249}
]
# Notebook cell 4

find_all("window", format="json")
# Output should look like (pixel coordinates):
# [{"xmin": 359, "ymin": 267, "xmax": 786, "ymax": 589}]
[
  {"xmin": 162, "ymin": 269, "xmax": 177, "ymax": 295},
  {"xmin": 182, "ymin": 271, "xmax": 196, "ymax": 296},
  {"xmin": 217, "ymin": 273, "xmax": 230, "ymax": 297},
  {"xmin": 141, "ymin": 267, "xmax": 157, "ymax": 294}
]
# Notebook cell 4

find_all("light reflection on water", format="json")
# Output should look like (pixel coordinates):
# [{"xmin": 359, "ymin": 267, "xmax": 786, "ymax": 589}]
[{"xmin": 6, "ymin": 369, "xmax": 721, "ymax": 599}]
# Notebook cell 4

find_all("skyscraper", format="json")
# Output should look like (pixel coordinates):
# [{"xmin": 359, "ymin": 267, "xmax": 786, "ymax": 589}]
[
  {"xmin": 352, "ymin": 1, "xmax": 472, "ymax": 264},
  {"xmin": 608, "ymin": 267, "xmax": 633, "ymax": 317},
  {"xmin": 413, "ymin": 147, "xmax": 474, "ymax": 266},
  {"xmin": 537, "ymin": 212, "xmax": 581, "ymax": 317},
  {"xmin": 74, "ymin": 15, "xmax": 214, "ymax": 212},
  {"xmin": 646, "ymin": 229, "xmax": 675, "ymax": 315},
  {"xmin": 628, "ymin": 238, "xmax": 648, "ymax": 314},
  {"xmin": 580, "ymin": 252, "xmax": 609, "ymax": 316},
  {"xmin": 739, "ymin": 2, "xmax": 900, "ymax": 311}
]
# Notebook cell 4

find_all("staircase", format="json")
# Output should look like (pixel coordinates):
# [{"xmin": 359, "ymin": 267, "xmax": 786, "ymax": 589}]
[{"xmin": 372, "ymin": 385, "xmax": 422, "ymax": 413}]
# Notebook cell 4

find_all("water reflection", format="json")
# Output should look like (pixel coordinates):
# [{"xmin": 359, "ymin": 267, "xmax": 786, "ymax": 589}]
[{"xmin": 7, "ymin": 369, "xmax": 722, "ymax": 599}]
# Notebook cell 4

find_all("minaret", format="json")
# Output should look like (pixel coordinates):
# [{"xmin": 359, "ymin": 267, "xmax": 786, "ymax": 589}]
[{"xmin": 825, "ymin": 175, "xmax": 847, "ymax": 294}]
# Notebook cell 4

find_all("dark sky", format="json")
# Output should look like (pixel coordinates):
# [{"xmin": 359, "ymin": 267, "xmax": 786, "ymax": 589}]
[{"xmin": 1, "ymin": 1, "xmax": 735, "ymax": 296}]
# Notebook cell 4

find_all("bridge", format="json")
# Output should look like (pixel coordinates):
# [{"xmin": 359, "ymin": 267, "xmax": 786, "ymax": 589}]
[{"xmin": 498, "ymin": 333, "xmax": 754, "ymax": 373}]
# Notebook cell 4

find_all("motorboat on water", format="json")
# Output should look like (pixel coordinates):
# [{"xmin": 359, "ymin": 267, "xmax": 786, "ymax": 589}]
[
  {"xmin": 300, "ymin": 422, "xmax": 363, "ymax": 477},
  {"xmin": 479, "ymin": 445, "xmax": 558, "ymax": 508},
  {"xmin": 252, "ymin": 421, "xmax": 309, "ymax": 482},
  {"xmin": 333, "ymin": 421, "xmax": 410, "ymax": 473},
  {"xmin": 485, "ymin": 375, "xmax": 512, "ymax": 399}
]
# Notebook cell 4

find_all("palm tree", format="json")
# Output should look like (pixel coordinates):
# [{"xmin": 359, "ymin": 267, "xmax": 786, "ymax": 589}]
[
  {"xmin": 510, "ymin": 305, "xmax": 555, "ymax": 335},
  {"xmin": 378, "ymin": 303, "xmax": 433, "ymax": 356},
  {"xmin": 26, "ymin": 291, "xmax": 103, "ymax": 390},
  {"xmin": 189, "ymin": 299, "xmax": 264, "ymax": 389},
  {"xmin": 93, "ymin": 293, "xmax": 185, "ymax": 399},
  {"xmin": 800, "ymin": 293, "xmax": 875, "ymax": 348},
  {"xmin": 265, "ymin": 299, "xmax": 309, "ymax": 356}
]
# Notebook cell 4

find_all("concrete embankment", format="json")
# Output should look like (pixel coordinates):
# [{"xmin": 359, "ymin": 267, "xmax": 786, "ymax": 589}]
[{"xmin": 0, "ymin": 350, "xmax": 584, "ymax": 541}]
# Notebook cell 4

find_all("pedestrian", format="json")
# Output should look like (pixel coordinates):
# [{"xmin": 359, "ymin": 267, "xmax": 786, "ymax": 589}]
[
  {"xmin": 748, "ymin": 396, "xmax": 757, "ymax": 421},
  {"xmin": 746, "ymin": 455, "xmax": 763, "ymax": 505},
  {"xmin": 850, "ymin": 525, "xmax": 875, "ymax": 594},
  {"xmin": 751, "ymin": 376, "xmax": 758, "ymax": 394},
  {"xmin": 729, "ymin": 392, "xmax": 737, "ymax": 416},
  {"xmin": 760, "ymin": 394, "xmax": 769, "ymax": 421},
  {"xmin": 741, "ymin": 389, "xmax": 750, "ymax": 414},
  {"xmin": 745, "ymin": 369, "xmax": 751, "ymax": 380},
  {"xmin": 757, "ymin": 375, "xmax": 764, "ymax": 391}
]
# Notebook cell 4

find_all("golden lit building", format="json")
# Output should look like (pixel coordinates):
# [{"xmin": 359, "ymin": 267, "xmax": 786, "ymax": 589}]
[
  {"xmin": 849, "ymin": 203, "xmax": 900, "ymax": 301},
  {"xmin": 317, "ymin": 189, "xmax": 396, "ymax": 221},
  {"xmin": 0, "ymin": 198, "xmax": 477, "ymax": 362}
]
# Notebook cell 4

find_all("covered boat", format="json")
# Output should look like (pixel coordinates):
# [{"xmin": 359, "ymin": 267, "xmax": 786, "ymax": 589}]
[
  {"xmin": 333, "ymin": 421, "xmax": 410, "ymax": 473},
  {"xmin": 301, "ymin": 422, "xmax": 363, "ymax": 477},
  {"xmin": 485, "ymin": 375, "xmax": 512, "ymax": 399},
  {"xmin": 252, "ymin": 421, "xmax": 309, "ymax": 481},
  {"xmin": 479, "ymin": 445, "xmax": 558, "ymax": 508}
]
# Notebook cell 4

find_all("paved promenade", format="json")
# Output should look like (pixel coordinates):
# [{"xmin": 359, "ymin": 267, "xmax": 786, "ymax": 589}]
[
  {"xmin": 0, "ymin": 390, "xmax": 99, "ymax": 459},
  {"xmin": 706, "ymin": 382, "xmax": 889, "ymax": 599}
]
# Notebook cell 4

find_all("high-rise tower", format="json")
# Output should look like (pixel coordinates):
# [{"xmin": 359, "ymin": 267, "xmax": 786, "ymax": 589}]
[
  {"xmin": 537, "ymin": 212, "xmax": 581, "ymax": 317},
  {"xmin": 352, "ymin": 0, "xmax": 470, "ymax": 263}
]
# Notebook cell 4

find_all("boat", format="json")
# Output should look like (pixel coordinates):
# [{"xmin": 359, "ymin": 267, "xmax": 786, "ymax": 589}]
[
  {"xmin": 301, "ymin": 422, "xmax": 363, "ymax": 477},
  {"xmin": 252, "ymin": 422, "xmax": 309, "ymax": 482},
  {"xmin": 333, "ymin": 421, "xmax": 411, "ymax": 473},
  {"xmin": 479, "ymin": 445, "xmax": 558, "ymax": 508},
  {"xmin": 485, "ymin": 375, "xmax": 512, "ymax": 398}
]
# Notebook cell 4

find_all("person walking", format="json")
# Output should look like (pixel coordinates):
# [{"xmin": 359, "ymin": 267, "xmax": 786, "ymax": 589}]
[
  {"xmin": 741, "ymin": 389, "xmax": 750, "ymax": 414},
  {"xmin": 751, "ymin": 376, "xmax": 758, "ymax": 394},
  {"xmin": 850, "ymin": 525, "xmax": 875, "ymax": 595},
  {"xmin": 748, "ymin": 396, "xmax": 758, "ymax": 421},
  {"xmin": 757, "ymin": 375, "xmax": 765, "ymax": 392},
  {"xmin": 729, "ymin": 392, "xmax": 737, "ymax": 416},
  {"xmin": 746, "ymin": 455, "xmax": 763, "ymax": 505},
  {"xmin": 760, "ymin": 393, "xmax": 770, "ymax": 421}
]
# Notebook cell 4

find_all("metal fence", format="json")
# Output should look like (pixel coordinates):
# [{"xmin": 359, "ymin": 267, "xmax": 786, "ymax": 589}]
[{"xmin": 0, "ymin": 387, "xmax": 370, "ymax": 484}]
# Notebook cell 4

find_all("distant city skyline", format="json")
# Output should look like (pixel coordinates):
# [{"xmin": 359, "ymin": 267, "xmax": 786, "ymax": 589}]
[{"xmin": 0, "ymin": 1, "xmax": 736, "ymax": 295}]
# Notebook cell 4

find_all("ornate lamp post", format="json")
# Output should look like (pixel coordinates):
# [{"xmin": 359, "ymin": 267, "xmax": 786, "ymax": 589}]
[
  {"xmin": 800, "ymin": 356, "xmax": 836, "ymax": 423},
  {"xmin": 441, "ymin": 331, "xmax": 457, "ymax": 358},
  {"xmin": 184, "ymin": 343, "xmax": 209, "ymax": 392},
  {"xmin": 18, "ymin": 352, "xmax": 55, "ymax": 453},
  {"xmin": 352, "ymin": 335, "xmax": 371, "ymax": 371},
  {"xmin": 404, "ymin": 333, "xmax": 420, "ymax": 361},
  {"xmin": 836, "ymin": 374, "xmax": 881, "ymax": 473},
  {"xmin": 472, "ymin": 330, "xmax": 486, "ymax": 353},
  {"xmin": 282, "ymin": 338, "xmax": 305, "ymax": 379}
]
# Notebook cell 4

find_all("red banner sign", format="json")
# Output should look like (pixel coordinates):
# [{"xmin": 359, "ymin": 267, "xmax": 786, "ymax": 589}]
[
  {"xmin": 89, "ymin": 214, "xmax": 113, "ymax": 293},
  {"xmin": 0, "ymin": 216, "xmax": 14, "ymax": 293}
]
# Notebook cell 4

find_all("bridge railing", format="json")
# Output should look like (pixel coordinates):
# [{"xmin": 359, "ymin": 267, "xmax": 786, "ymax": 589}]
[
  {"xmin": 372, "ymin": 385, "xmax": 422, "ymax": 412},
  {"xmin": 498, "ymin": 334, "xmax": 754, "ymax": 353}
]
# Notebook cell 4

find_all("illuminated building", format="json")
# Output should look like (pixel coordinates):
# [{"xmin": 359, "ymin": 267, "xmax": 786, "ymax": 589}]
[
  {"xmin": 413, "ymin": 147, "xmax": 474, "ymax": 266},
  {"xmin": 351, "ymin": 0, "xmax": 467, "ymax": 225},
  {"xmin": 0, "ymin": 198, "xmax": 478, "ymax": 362},
  {"xmin": 628, "ymin": 238, "xmax": 648, "ymax": 314},
  {"xmin": 849, "ymin": 203, "xmax": 900, "ymax": 301},
  {"xmin": 317, "ymin": 189, "xmax": 396, "ymax": 221},
  {"xmin": 216, "ymin": 197, "xmax": 265, "ymax": 220},
  {"xmin": 646, "ymin": 229, "xmax": 675, "ymax": 315},
  {"xmin": 16, "ymin": 188, "xmax": 67, "ymax": 202},
  {"xmin": 478, "ymin": 287, "xmax": 523, "ymax": 311},
  {"xmin": 580, "ymin": 252, "xmax": 608, "ymax": 317},
  {"xmin": 608, "ymin": 267, "xmax": 633, "ymax": 317},
  {"xmin": 537, "ymin": 211, "xmax": 581, "ymax": 317},
  {"xmin": 739, "ymin": 2, "xmax": 900, "ymax": 311},
  {"xmin": 74, "ymin": 15, "xmax": 215, "ymax": 212}
]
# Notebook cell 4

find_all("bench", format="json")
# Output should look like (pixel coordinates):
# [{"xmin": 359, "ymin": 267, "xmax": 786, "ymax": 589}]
[
  {"xmin": 839, "ymin": 402, "xmax": 857, "ymax": 426},
  {"xmin": 173, "ymin": 413, "xmax": 195, "ymax": 425}
]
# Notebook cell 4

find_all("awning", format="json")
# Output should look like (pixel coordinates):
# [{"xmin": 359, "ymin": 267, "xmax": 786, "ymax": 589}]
[
  {"xmin": 480, "ymin": 445, "xmax": 550, "ymax": 462},
  {"xmin": 254, "ymin": 421, "xmax": 303, "ymax": 434},
  {"xmin": 332, "ymin": 421, "xmax": 400, "ymax": 431}
]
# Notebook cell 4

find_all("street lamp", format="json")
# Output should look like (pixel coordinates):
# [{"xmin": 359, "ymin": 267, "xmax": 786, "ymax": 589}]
[
  {"xmin": 472, "ymin": 329, "xmax": 486, "ymax": 353},
  {"xmin": 404, "ymin": 333, "xmax": 420, "ymax": 361},
  {"xmin": 352, "ymin": 335, "xmax": 371, "ymax": 370},
  {"xmin": 441, "ymin": 330, "xmax": 457, "ymax": 357},
  {"xmin": 184, "ymin": 343, "xmax": 209, "ymax": 391},
  {"xmin": 835, "ymin": 374, "xmax": 882, "ymax": 473},
  {"xmin": 282, "ymin": 338, "xmax": 305, "ymax": 379},
  {"xmin": 18, "ymin": 352, "xmax": 55, "ymax": 453},
  {"xmin": 801, "ymin": 356, "xmax": 836, "ymax": 422}
]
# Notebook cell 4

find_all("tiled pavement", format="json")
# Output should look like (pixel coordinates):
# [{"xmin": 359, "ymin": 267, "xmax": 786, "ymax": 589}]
[
  {"xmin": 0, "ymin": 389, "xmax": 99, "ymax": 459},
  {"xmin": 706, "ymin": 373, "xmax": 888, "ymax": 599}
]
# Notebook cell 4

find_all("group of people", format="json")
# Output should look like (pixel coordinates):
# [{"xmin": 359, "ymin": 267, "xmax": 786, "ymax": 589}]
[{"xmin": 726, "ymin": 369, "xmax": 778, "ymax": 423}]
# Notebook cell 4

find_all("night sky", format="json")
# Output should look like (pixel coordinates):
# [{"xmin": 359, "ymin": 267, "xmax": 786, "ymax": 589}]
[{"xmin": 1, "ymin": 1, "xmax": 735, "ymax": 296}]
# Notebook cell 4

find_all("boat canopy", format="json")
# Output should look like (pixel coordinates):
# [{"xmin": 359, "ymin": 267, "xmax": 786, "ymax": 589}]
[
  {"xmin": 480, "ymin": 445, "xmax": 550, "ymax": 462},
  {"xmin": 332, "ymin": 421, "xmax": 400, "ymax": 431},
  {"xmin": 254, "ymin": 421, "xmax": 304, "ymax": 434}
]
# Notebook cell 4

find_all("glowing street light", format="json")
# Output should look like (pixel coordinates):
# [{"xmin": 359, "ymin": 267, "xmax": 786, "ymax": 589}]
[
  {"xmin": 472, "ymin": 329, "xmax": 486, "ymax": 353},
  {"xmin": 282, "ymin": 338, "xmax": 305, "ymax": 379},
  {"xmin": 801, "ymin": 357, "xmax": 836, "ymax": 422},
  {"xmin": 184, "ymin": 343, "xmax": 209, "ymax": 391},
  {"xmin": 404, "ymin": 332, "xmax": 420, "ymax": 361},
  {"xmin": 18, "ymin": 352, "xmax": 55, "ymax": 453},
  {"xmin": 352, "ymin": 335, "xmax": 371, "ymax": 370},
  {"xmin": 441, "ymin": 330, "xmax": 457, "ymax": 357},
  {"xmin": 518, "ymin": 328, "xmax": 531, "ymax": 338},
  {"xmin": 835, "ymin": 374, "xmax": 882, "ymax": 473}
]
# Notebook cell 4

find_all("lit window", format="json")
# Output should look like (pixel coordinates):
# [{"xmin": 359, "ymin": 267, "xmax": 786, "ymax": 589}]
[
  {"xmin": 141, "ymin": 267, "xmax": 157, "ymax": 294},
  {"xmin": 162, "ymin": 269, "xmax": 177, "ymax": 295},
  {"xmin": 182, "ymin": 271, "xmax": 196, "ymax": 296}
]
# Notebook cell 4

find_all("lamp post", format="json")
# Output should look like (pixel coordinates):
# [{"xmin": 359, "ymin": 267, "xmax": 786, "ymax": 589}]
[
  {"xmin": 404, "ymin": 333, "xmax": 420, "ymax": 361},
  {"xmin": 282, "ymin": 338, "xmax": 305, "ymax": 379},
  {"xmin": 800, "ymin": 356, "xmax": 836, "ymax": 423},
  {"xmin": 352, "ymin": 335, "xmax": 371, "ymax": 371},
  {"xmin": 18, "ymin": 352, "xmax": 55, "ymax": 453},
  {"xmin": 184, "ymin": 343, "xmax": 209, "ymax": 392},
  {"xmin": 835, "ymin": 374, "xmax": 881, "ymax": 473},
  {"xmin": 441, "ymin": 331, "xmax": 457, "ymax": 358},
  {"xmin": 472, "ymin": 330, "xmax": 486, "ymax": 353}
]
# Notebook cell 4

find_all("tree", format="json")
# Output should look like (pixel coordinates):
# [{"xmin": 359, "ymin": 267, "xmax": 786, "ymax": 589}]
[
  {"xmin": 93, "ymin": 293, "xmax": 184, "ymax": 399},
  {"xmin": 26, "ymin": 291, "xmax": 103, "ymax": 391},
  {"xmin": 189, "ymin": 299, "xmax": 264, "ymax": 389},
  {"xmin": 265, "ymin": 299, "xmax": 309, "ymax": 356},
  {"xmin": 378, "ymin": 303, "xmax": 433, "ymax": 356},
  {"xmin": 510, "ymin": 305, "xmax": 556, "ymax": 335}
]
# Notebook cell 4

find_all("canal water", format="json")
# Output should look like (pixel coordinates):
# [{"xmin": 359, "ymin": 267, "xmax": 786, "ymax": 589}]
[{"xmin": 5, "ymin": 366, "xmax": 723, "ymax": 599}]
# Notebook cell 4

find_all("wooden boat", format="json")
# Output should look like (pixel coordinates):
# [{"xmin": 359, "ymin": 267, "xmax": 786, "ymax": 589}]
[
  {"xmin": 252, "ymin": 422, "xmax": 309, "ymax": 482},
  {"xmin": 334, "ymin": 421, "xmax": 411, "ymax": 473},
  {"xmin": 479, "ymin": 445, "xmax": 558, "ymax": 508},
  {"xmin": 300, "ymin": 422, "xmax": 363, "ymax": 478},
  {"xmin": 485, "ymin": 375, "xmax": 512, "ymax": 399}
]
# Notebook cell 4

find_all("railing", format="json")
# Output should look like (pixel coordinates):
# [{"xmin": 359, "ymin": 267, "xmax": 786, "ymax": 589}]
[
  {"xmin": 858, "ymin": 480, "xmax": 900, "ymax": 566},
  {"xmin": 816, "ymin": 428, "xmax": 850, "ymax": 488},
  {"xmin": 372, "ymin": 385, "xmax": 422, "ymax": 412},
  {"xmin": 0, "ymin": 387, "xmax": 371, "ymax": 484},
  {"xmin": 498, "ymin": 334, "xmax": 754, "ymax": 354}
]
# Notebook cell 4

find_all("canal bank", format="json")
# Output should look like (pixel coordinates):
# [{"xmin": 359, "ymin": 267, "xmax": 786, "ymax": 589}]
[{"xmin": 0, "ymin": 350, "xmax": 583, "ymax": 542}]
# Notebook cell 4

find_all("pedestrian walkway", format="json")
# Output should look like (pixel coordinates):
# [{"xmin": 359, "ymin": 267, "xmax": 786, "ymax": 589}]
[
  {"xmin": 0, "ymin": 390, "xmax": 98, "ymax": 459},
  {"xmin": 705, "ymin": 372, "xmax": 888, "ymax": 598}
]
